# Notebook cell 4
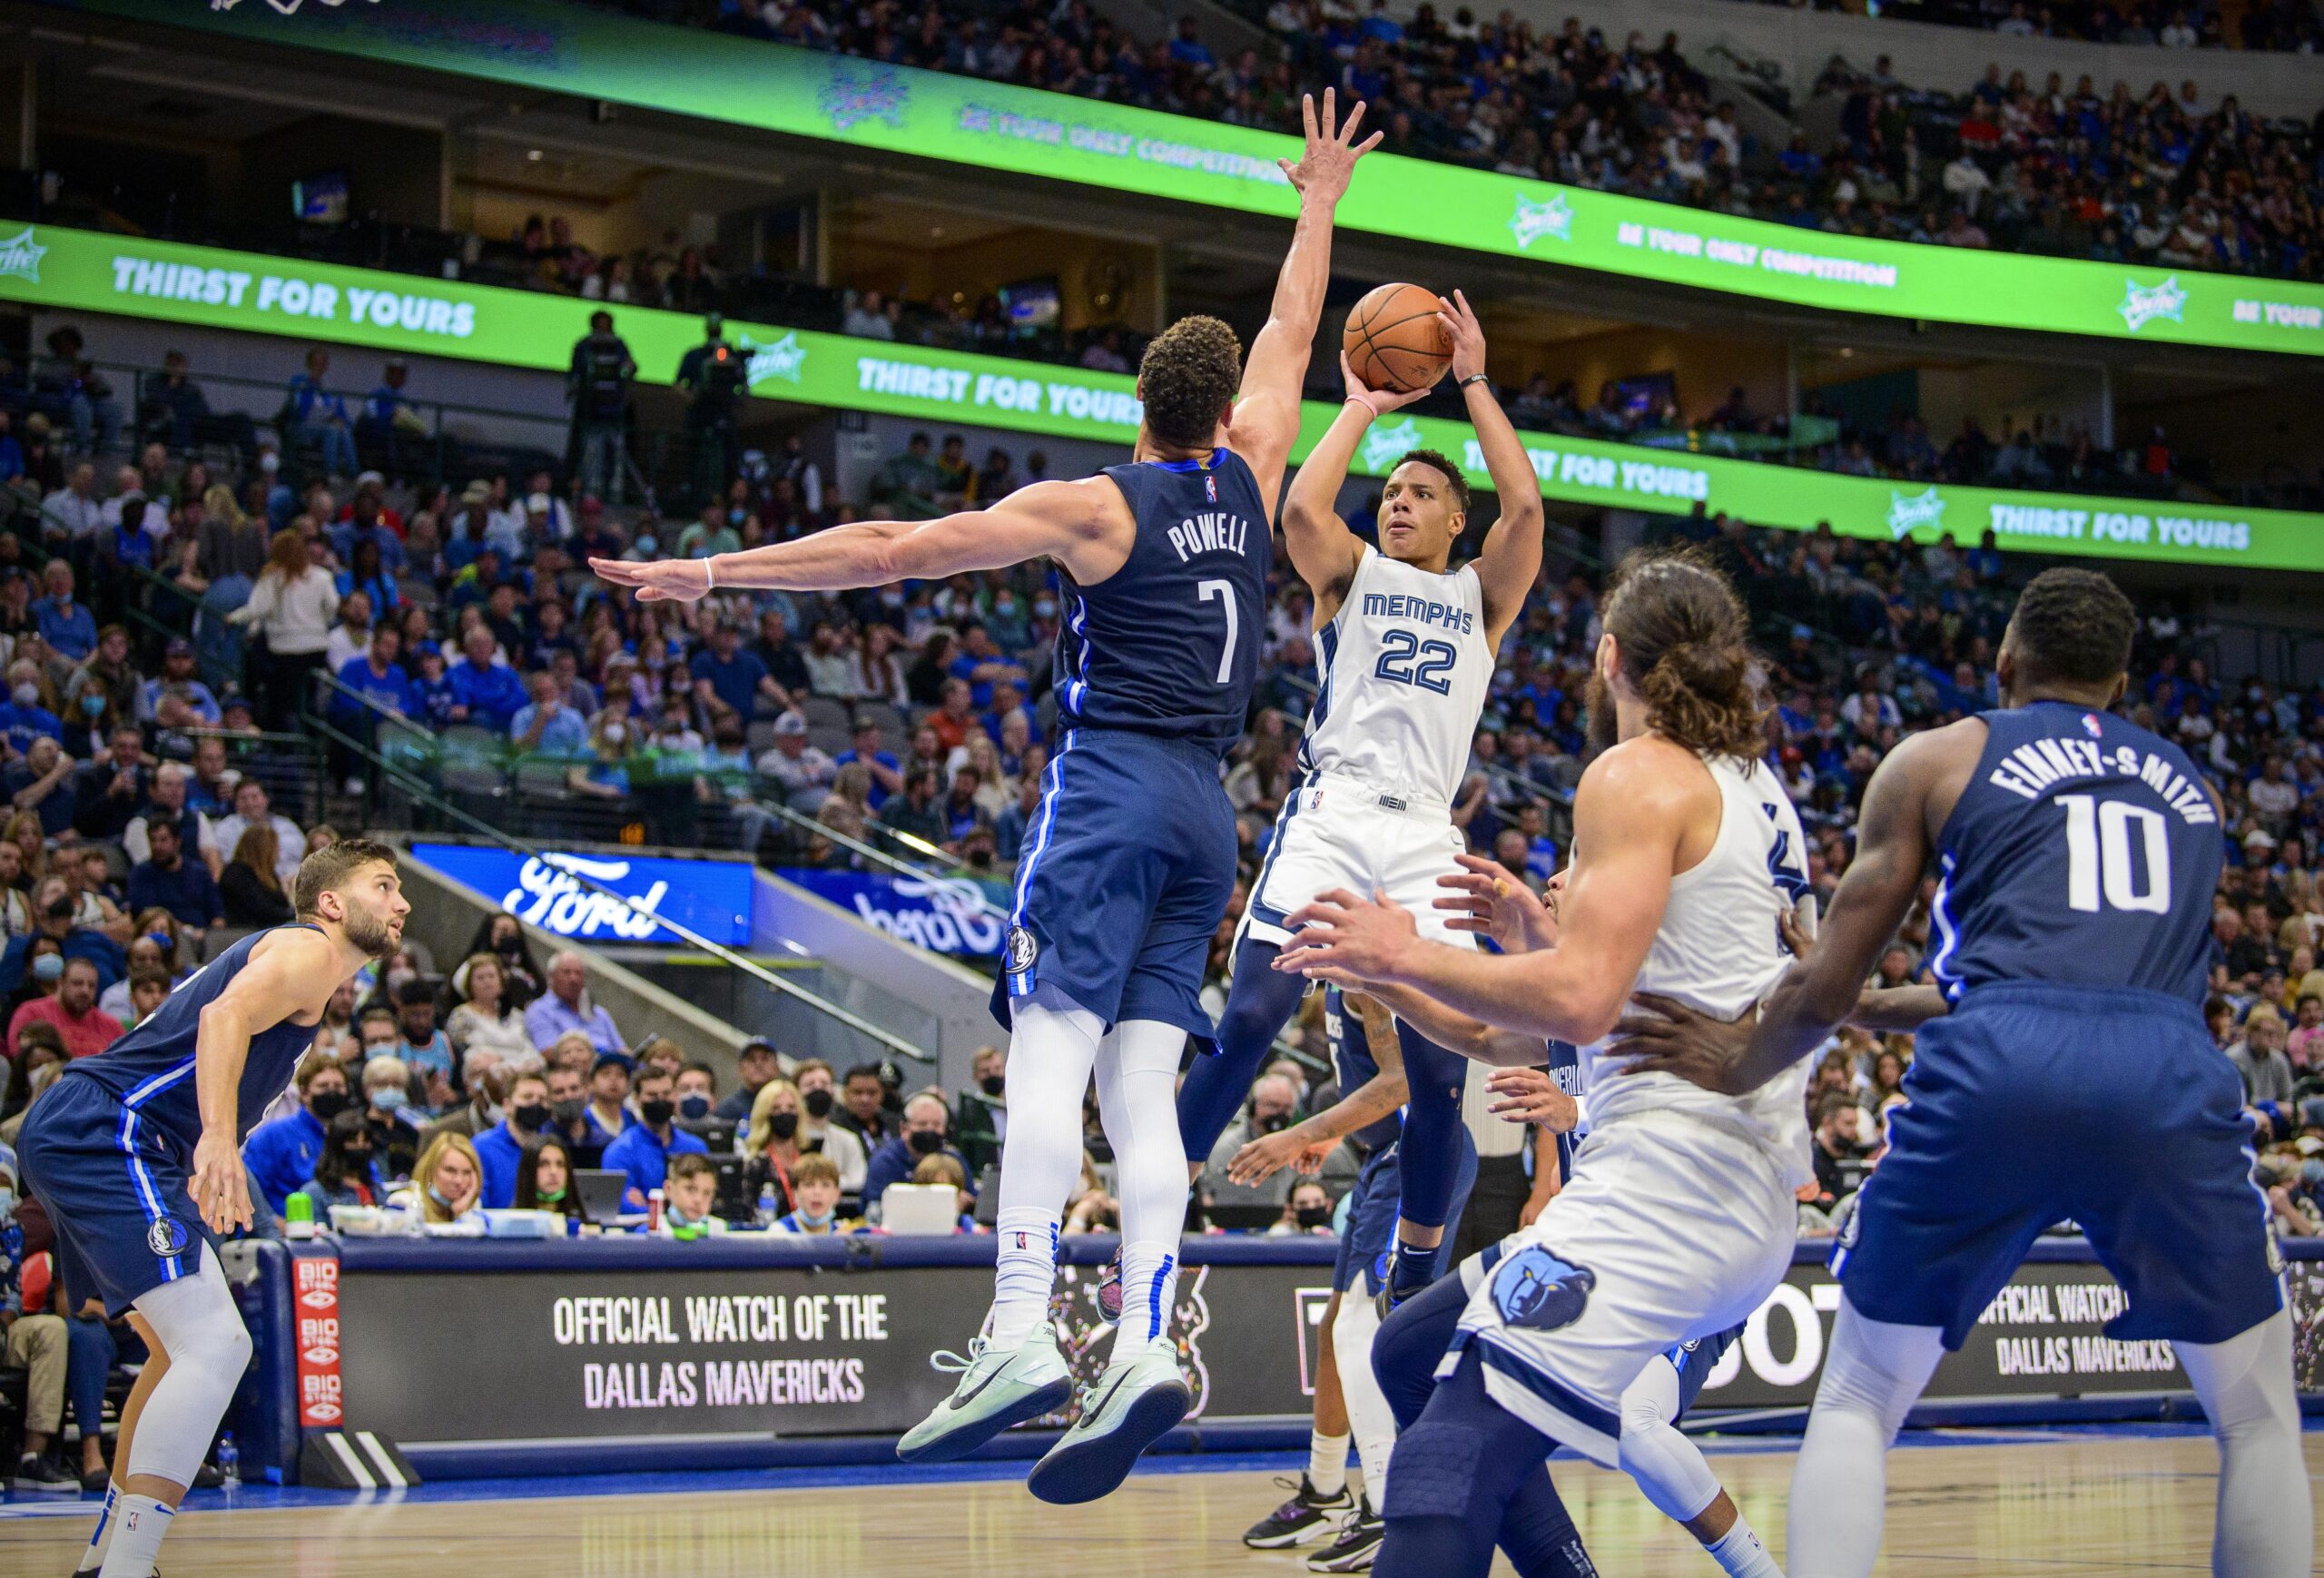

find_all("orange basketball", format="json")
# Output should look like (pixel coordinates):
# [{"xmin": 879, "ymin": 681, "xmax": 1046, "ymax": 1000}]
[{"xmin": 1343, "ymin": 282, "xmax": 1453, "ymax": 394}]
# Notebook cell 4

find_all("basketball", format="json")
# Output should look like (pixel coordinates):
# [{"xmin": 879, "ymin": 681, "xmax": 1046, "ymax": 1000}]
[{"xmin": 1343, "ymin": 282, "xmax": 1454, "ymax": 394}]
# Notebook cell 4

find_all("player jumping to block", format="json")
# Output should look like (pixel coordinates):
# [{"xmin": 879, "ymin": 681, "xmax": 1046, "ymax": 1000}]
[
  {"xmin": 595, "ymin": 92, "xmax": 1379, "ymax": 1506},
  {"xmin": 1612, "ymin": 567, "xmax": 2313, "ymax": 1578},
  {"xmin": 18, "ymin": 840, "xmax": 409, "ymax": 1578},
  {"xmin": 1176, "ymin": 291, "xmax": 1543, "ymax": 1318}
]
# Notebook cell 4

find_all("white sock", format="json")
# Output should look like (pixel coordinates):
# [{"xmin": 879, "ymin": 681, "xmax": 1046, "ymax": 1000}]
[
  {"xmin": 1707, "ymin": 1514, "xmax": 1784, "ymax": 1578},
  {"xmin": 74, "ymin": 1484, "xmax": 120, "ymax": 1574},
  {"xmin": 985, "ymin": 987, "xmax": 1103, "ymax": 1349},
  {"xmin": 1307, "ymin": 1429, "xmax": 1349, "ymax": 1497},
  {"xmin": 989, "ymin": 1208, "xmax": 1060, "ymax": 1349},
  {"xmin": 1095, "ymin": 1017, "xmax": 1192, "ymax": 1361},
  {"xmin": 97, "ymin": 1494, "xmax": 172, "ymax": 1578}
]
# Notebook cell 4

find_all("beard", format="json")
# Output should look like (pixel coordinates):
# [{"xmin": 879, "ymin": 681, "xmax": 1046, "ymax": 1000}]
[
  {"xmin": 340, "ymin": 901, "xmax": 401, "ymax": 959},
  {"xmin": 1583, "ymin": 670, "xmax": 1618, "ymax": 756}
]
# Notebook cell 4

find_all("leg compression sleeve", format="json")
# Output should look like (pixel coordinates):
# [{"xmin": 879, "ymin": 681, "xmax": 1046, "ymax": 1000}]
[
  {"xmin": 1618, "ymin": 1355, "xmax": 1722, "ymax": 1525},
  {"xmin": 2178, "ymin": 1307, "xmax": 2311, "ymax": 1578},
  {"xmin": 1392, "ymin": 1020, "xmax": 1470, "ymax": 1230},
  {"xmin": 990, "ymin": 986, "xmax": 1103, "ymax": 1346},
  {"xmin": 1098, "ymin": 1017, "xmax": 1193, "ymax": 1356},
  {"xmin": 1787, "ymin": 1297, "xmax": 1943, "ymax": 1578},
  {"xmin": 1175, "ymin": 939, "xmax": 1303, "ymax": 1162}
]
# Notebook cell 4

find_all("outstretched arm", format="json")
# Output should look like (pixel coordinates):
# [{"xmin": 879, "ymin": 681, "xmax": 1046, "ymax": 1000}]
[
  {"xmin": 1282, "ymin": 358, "xmax": 1427, "ymax": 612},
  {"xmin": 1444, "ymin": 291, "xmax": 1545, "ymax": 647},
  {"xmin": 591, "ymin": 478, "xmax": 1114, "ymax": 601},
  {"xmin": 1229, "ymin": 90, "xmax": 1381, "ymax": 512},
  {"xmin": 1228, "ymin": 993, "xmax": 1407, "ymax": 1184}
]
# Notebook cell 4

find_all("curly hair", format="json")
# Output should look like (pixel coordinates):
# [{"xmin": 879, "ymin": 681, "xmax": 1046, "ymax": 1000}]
[
  {"xmin": 1137, "ymin": 315, "xmax": 1243, "ymax": 448},
  {"xmin": 1602, "ymin": 544, "xmax": 1768, "ymax": 762},
  {"xmin": 2004, "ymin": 567, "xmax": 2133, "ymax": 687},
  {"xmin": 1392, "ymin": 448, "xmax": 1471, "ymax": 518}
]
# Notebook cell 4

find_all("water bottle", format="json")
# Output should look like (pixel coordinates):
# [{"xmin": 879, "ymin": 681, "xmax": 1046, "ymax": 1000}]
[
  {"xmin": 284, "ymin": 1192, "xmax": 315, "ymax": 1240},
  {"xmin": 216, "ymin": 1433, "xmax": 240, "ymax": 1489},
  {"xmin": 646, "ymin": 1187, "xmax": 665, "ymax": 1235},
  {"xmin": 757, "ymin": 1183, "xmax": 780, "ymax": 1227}
]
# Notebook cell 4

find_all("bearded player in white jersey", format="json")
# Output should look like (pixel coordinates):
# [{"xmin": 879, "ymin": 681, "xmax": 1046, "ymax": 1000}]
[{"xmin": 1277, "ymin": 547, "xmax": 1806, "ymax": 1578}]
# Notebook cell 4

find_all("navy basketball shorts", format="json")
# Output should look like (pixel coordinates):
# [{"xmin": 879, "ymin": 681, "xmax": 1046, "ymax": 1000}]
[
  {"xmin": 1334, "ymin": 1131, "xmax": 1480, "ymax": 1296},
  {"xmin": 993, "ymin": 727, "xmax": 1236, "ymax": 1040},
  {"xmin": 1835, "ymin": 981, "xmax": 2284, "ymax": 1349},
  {"xmin": 18, "ymin": 1072, "xmax": 212, "ymax": 1318}
]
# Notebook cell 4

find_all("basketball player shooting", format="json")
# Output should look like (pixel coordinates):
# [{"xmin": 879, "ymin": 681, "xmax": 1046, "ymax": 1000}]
[
  {"xmin": 593, "ymin": 91, "xmax": 1378, "ymax": 1505},
  {"xmin": 1274, "ymin": 547, "xmax": 1808, "ymax": 1578},
  {"xmin": 1176, "ymin": 288, "xmax": 1544, "ymax": 1324},
  {"xmin": 1609, "ymin": 567, "xmax": 2312, "ymax": 1578},
  {"xmin": 16, "ymin": 842, "xmax": 409, "ymax": 1578}
]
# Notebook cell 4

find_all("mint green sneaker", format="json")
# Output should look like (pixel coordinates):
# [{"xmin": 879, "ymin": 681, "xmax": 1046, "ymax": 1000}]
[
  {"xmin": 1025, "ymin": 1345, "xmax": 1190, "ymax": 1504},
  {"xmin": 895, "ymin": 1323, "xmax": 1072, "ymax": 1465}
]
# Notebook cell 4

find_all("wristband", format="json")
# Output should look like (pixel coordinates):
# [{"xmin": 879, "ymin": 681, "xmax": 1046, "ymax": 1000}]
[
  {"xmin": 1459, "ymin": 373, "xmax": 1491, "ymax": 390},
  {"xmin": 702, "ymin": 556, "xmax": 717, "ymax": 592},
  {"xmin": 1344, "ymin": 396, "xmax": 1375, "ymax": 415}
]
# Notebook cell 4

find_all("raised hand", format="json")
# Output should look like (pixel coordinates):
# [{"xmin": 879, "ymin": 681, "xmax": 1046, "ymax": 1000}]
[
  {"xmin": 1433, "ymin": 853, "xmax": 1556, "ymax": 952},
  {"xmin": 1273, "ymin": 887, "xmax": 1419, "ymax": 985},
  {"xmin": 1276, "ymin": 89, "xmax": 1384, "ymax": 207},
  {"xmin": 1340, "ymin": 351, "xmax": 1431, "ymax": 419},
  {"xmin": 1440, "ymin": 289, "xmax": 1487, "ymax": 384}
]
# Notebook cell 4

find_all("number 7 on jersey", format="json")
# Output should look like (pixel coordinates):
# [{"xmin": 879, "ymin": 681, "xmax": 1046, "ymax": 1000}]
[{"xmin": 1197, "ymin": 578, "xmax": 1239, "ymax": 686}]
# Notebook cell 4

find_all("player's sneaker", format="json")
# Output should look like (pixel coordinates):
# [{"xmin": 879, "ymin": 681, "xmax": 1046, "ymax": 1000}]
[
  {"xmin": 1243, "ymin": 1474, "xmax": 1354, "ymax": 1548},
  {"xmin": 895, "ymin": 1323, "xmax": 1072, "ymax": 1465},
  {"xmin": 1373, "ymin": 1247, "xmax": 1416, "ymax": 1317},
  {"xmin": 1024, "ymin": 1345, "xmax": 1190, "ymax": 1504},
  {"xmin": 1306, "ymin": 1496, "xmax": 1384, "ymax": 1572}
]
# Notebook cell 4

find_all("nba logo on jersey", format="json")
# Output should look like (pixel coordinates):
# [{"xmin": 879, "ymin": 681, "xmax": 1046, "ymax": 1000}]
[
  {"xmin": 2082, "ymin": 712, "xmax": 2104, "ymax": 737},
  {"xmin": 1205, "ymin": 475, "xmax": 1217, "ymax": 503}
]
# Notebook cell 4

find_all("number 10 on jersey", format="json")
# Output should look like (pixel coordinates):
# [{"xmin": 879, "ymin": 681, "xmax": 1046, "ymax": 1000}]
[{"xmin": 2059, "ymin": 794, "xmax": 2171, "ymax": 914}]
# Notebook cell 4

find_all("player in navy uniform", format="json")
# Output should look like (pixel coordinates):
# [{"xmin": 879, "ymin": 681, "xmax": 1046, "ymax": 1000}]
[
  {"xmin": 17, "ymin": 839, "xmax": 408, "ymax": 1578},
  {"xmin": 1617, "ymin": 567, "xmax": 2311, "ymax": 1577},
  {"xmin": 594, "ymin": 92, "xmax": 1383, "ymax": 1504}
]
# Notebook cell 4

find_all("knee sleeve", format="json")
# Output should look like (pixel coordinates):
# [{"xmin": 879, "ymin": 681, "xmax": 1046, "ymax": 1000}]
[
  {"xmin": 1617, "ymin": 1358, "xmax": 1720, "ymax": 1525},
  {"xmin": 1814, "ymin": 1300, "xmax": 1943, "ymax": 1446},
  {"xmin": 1176, "ymin": 941, "xmax": 1301, "ymax": 1161},
  {"xmin": 1392, "ymin": 1022, "xmax": 1469, "ymax": 1229},
  {"xmin": 126, "ymin": 1247, "xmax": 251, "ymax": 1490},
  {"xmin": 1373, "ymin": 1268, "xmax": 1471, "ymax": 1430}
]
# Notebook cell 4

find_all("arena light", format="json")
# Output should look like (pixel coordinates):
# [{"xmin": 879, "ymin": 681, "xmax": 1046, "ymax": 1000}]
[
  {"xmin": 77, "ymin": 0, "xmax": 2324, "ymax": 360},
  {"xmin": 9, "ymin": 221, "xmax": 2319, "ymax": 572}
]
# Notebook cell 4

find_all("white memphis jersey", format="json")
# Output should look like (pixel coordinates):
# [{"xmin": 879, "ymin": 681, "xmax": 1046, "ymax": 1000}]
[
  {"xmin": 1578, "ymin": 755, "xmax": 1815, "ymax": 1187},
  {"xmin": 1298, "ymin": 547, "xmax": 1492, "ymax": 802}
]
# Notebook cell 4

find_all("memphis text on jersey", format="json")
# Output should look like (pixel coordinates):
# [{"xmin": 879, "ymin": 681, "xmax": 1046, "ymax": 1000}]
[
  {"xmin": 1986, "ymin": 735, "xmax": 2218, "ymax": 824},
  {"xmin": 1166, "ymin": 511, "xmax": 1250, "ymax": 562},
  {"xmin": 1362, "ymin": 590, "xmax": 1476, "ymax": 635}
]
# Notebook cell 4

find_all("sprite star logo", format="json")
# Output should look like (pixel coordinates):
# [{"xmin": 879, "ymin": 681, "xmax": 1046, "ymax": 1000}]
[
  {"xmin": 1508, "ymin": 192, "xmax": 1574, "ymax": 251},
  {"xmin": 2118, "ymin": 275, "xmax": 2188, "ymax": 333},
  {"xmin": 0, "ymin": 227, "xmax": 44, "ymax": 285},
  {"xmin": 1886, "ymin": 486, "xmax": 1946, "ymax": 540},
  {"xmin": 1363, "ymin": 417, "xmax": 1423, "ymax": 472},
  {"xmin": 820, "ymin": 62, "xmax": 909, "ymax": 132},
  {"xmin": 743, "ymin": 331, "xmax": 807, "ymax": 388}
]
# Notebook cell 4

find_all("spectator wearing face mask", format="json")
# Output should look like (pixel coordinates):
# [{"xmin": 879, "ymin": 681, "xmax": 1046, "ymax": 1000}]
[
  {"xmin": 743, "ymin": 1076, "xmax": 807, "ymax": 1216},
  {"xmin": 7, "ymin": 955, "xmax": 120, "ymax": 1061},
  {"xmin": 0, "ymin": 878, "xmax": 123, "ymax": 1000},
  {"xmin": 772, "ymin": 1151, "xmax": 855, "ymax": 1235},
  {"xmin": 601, "ymin": 1065, "xmax": 708, "ymax": 1208},
  {"xmin": 360, "ymin": 1053, "xmax": 421, "ymax": 1180},
  {"xmin": 293, "ymin": 1109, "xmax": 386, "ymax": 1211},
  {"xmin": 657, "ymin": 1151, "xmax": 730, "ymax": 1238},
  {"xmin": 862, "ymin": 1090, "xmax": 967, "ymax": 1206},
  {"xmin": 474, "ymin": 1068, "xmax": 559, "ymax": 1209},
  {"xmin": 1269, "ymin": 1179, "xmax": 1337, "ymax": 1237},
  {"xmin": 241, "ymin": 1052, "xmax": 354, "ymax": 1214},
  {"xmin": 1202, "ymin": 1073, "xmax": 1303, "ymax": 1197},
  {"xmin": 517, "ymin": 1135, "xmax": 584, "ymax": 1221},
  {"xmin": 791, "ymin": 1057, "xmax": 868, "ymax": 1193},
  {"xmin": 673, "ymin": 1060, "xmax": 721, "ymax": 1131},
  {"xmin": 953, "ymin": 1044, "xmax": 1007, "ymax": 1178}
]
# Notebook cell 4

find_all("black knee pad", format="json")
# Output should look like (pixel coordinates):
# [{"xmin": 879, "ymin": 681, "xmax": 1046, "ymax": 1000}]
[{"xmin": 1381, "ymin": 1417, "xmax": 1490, "ymax": 1524}]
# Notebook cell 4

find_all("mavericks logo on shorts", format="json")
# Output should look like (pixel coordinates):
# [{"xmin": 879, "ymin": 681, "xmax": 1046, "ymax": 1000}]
[
  {"xmin": 1004, "ymin": 925, "xmax": 1039, "ymax": 977},
  {"xmin": 147, "ymin": 1216, "xmax": 190, "ymax": 1259},
  {"xmin": 1491, "ymin": 1246, "xmax": 1596, "ymax": 1332}
]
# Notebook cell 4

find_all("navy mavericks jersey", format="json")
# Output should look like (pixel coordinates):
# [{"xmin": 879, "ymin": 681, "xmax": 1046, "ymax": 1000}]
[
  {"xmin": 1543, "ymin": 1040, "xmax": 1580, "ymax": 1181},
  {"xmin": 1930, "ymin": 701, "xmax": 2221, "ymax": 1005},
  {"xmin": 1325, "ymin": 986, "xmax": 1403, "ymax": 1152},
  {"xmin": 1065, "ymin": 449, "xmax": 1270, "ymax": 759},
  {"xmin": 65, "ymin": 924, "xmax": 328, "ymax": 1155}
]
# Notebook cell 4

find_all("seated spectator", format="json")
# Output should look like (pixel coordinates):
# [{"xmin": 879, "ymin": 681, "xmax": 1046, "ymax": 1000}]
[
  {"xmin": 511, "ymin": 670, "xmax": 590, "ymax": 759},
  {"xmin": 124, "ymin": 818, "xmax": 222, "ymax": 942},
  {"xmin": 833, "ymin": 1060, "xmax": 892, "ymax": 1151},
  {"xmin": 447, "ymin": 627, "xmax": 526, "ymax": 732},
  {"xmin": 3, "ymin": 736, "xmax": 78, "ymax": 843},
  {"xmin": 359, "ymin": 1053, "xmax": 422, "ymax": 1180},
  {"xmin": 953, "ymin": 1044, "xmax": 1007, "ymax": 1178},
  {"xmin": 904, "ymin": 1153, "xmax": 980, "ymax": 1232},
  {"xmin": 393, "ymin": 977, "xmax": 457, "ymax": 1098},
  {"xmin": 713, "ymin": 1037, "xmax": 779, "ymax": 1122},
  {"xmin": 241, "ymin": 1052, "xmax": 350, "ymax": 1215},
  {"xmin": 1269, "ymin": 1179, "xmax": 1337, "ymax": 1237},
  {"xmin": 862, "ymin": 1090, "xmax": 968, "ymax": 1205},
  {"xmin": 674, "ymin": 1060, "xmax": 720, "ymax": 1129},
  {"xmin": 400, "ymin": 1130, "xmax": 486, "ymax": 1230},
  {"xmin": 602, "ymin": 1063, "xmax": 708, "ymax": 1208},
  {"xmin": 525, "ymin": 949, "xmax": 627, "ymax": 1054},
  {"xmin": 120, "ymin": 764, "xmax": 221, "ymax": 875},
  {"xmin": 771, "ymin": 1150, "xmax": 854, "ymax": 1234},
  {"xmin": 742, "ymin": 1076, "xmax": 806, "ymax": 1216},
  {"xmin": 2231, "ymin": 1007, "xmax": 2298, "ymax": 1104},
  {"xmin": 657, "ymin": 1150, "xmax": 729, "ymax": 1238},
  {"xmin": 445, "ymin": 952, "xmax": 533, "ymax": 1061},
  {"xmin": 691, "ymin": 620, "xmax": 787, "ymax": 722},
  {"xmin": 99, "ymin": 962, "xmax": 170, "ymax": 1033},
  {"xmin": 33, "ymin": 562, "xmax": 94, "ymax": 666},
  {"xmin": 220, "ymin": 824, "xmax": 295, "ymax": 929},
  {"xmin": 69, "ymin": 725, "xmax": 153, "ymax": 844},
  {"xmin": 4, "ymin": 1021, "xmax": 66, "ymax": 1117},
  {"xmin": 1810, "ymin": 1091, "xmax": 1868, "ymax": 1207},
  {"xmin": 7, "ymin": 956, "xmax": 120, "ymax": 1062},
  {"xmin": 1203, "ymin": 1071, "xmax": 1302, "ymax": 1196},
  {"xmin": 791, "ymin": 1057, "xmax": 868, "ymax": 1193},
  {"xmin": 1, "ymin": 875, "xmax": 124, "ymax": 997},
  {"xmin": 292, "ymin": 1109, "xmax": 385, "ymax": 1212},
  {"xmin": 212, "ymin": 779, "xmax": 306, "ymax": 887},
  {"xmin": 515, "ymin": 1134, "xmax": 584, "ymax": 1221},
  {"xmin": 581, "ymin": 1050, "xmax": 635, "ymax": 1159},
  {"xmin": 473, "ymin": 1067, "xmax": 557, "ymax": 1209}
]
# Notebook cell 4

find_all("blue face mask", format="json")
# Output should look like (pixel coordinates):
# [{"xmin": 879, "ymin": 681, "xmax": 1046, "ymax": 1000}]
[
  {"xmin": 370, "ymin": 1086, "xmax": 406, "ymax": 1112},
  {"xmin": 425, "ymin": 1184, "xmax": 453, "ymax": 1209},
  {"xmin": 31, "ymin": 952, "xmax": 63, "ymax": 981},
  {"xmin": 2304, "ymin": 1159, "xmax": 2324, "ymax": 1188},
  {"xmin": 728, "ymin": 508, "xmax": 746, "ymax": 525},
  {"xmin": 634, "ymin": 535, "xmax": 659, "ymax": 557},
  {"xmin": 80, "ymin": 694, "xmax": 105, "ymax": 716}
]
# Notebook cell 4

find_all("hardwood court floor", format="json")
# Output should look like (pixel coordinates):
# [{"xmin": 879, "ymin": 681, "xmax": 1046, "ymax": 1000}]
[{"xmin": 3, "ymin": 1429, "xmax": 2319, "ymax": 1575}]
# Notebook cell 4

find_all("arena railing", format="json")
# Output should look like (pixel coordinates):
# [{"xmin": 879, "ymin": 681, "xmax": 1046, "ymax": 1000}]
[{"xmin": 300, "ymin": 673, "xmax": 937, "ymax": 1071}]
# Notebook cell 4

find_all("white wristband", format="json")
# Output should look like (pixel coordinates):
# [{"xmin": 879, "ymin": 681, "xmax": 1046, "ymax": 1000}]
[{"xmin": 702, "ymin": 556, "xmax": 717, "ymax": 592}]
